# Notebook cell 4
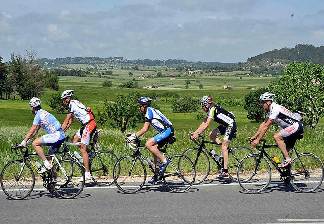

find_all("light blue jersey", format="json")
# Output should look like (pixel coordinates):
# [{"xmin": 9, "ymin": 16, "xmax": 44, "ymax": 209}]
[
  {"xmin": 33, "ymin": 109, "xmax": 63, "ymax": 134},
  {"xmin": 145, "ymin": 107, "xmax": 173, "ymax": 133}
]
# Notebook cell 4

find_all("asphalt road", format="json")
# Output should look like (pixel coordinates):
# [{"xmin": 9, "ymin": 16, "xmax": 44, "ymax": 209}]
[{"xmin": 1, "ymin": 182, "xmax": 323, "ymax": 224}]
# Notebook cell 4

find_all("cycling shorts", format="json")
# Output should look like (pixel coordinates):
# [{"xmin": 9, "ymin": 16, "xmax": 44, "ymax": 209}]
[
  {"xmin": 214, "ymin": 123, "xmax": 237, "ymax": 141},
  {"xmin": 281, "ymin": 122, "xmax": 304, "ymax": 150},
  {"xmin": 76, "ymin": 120, "xmax": 97, "ymax": 145},
  {"xmin": 153, "ymin": 127, "xmax": 174, "ymax": 144},
  {"xmin": 41, "ymin": 130, "xmax": 65, "ymax": 154}
]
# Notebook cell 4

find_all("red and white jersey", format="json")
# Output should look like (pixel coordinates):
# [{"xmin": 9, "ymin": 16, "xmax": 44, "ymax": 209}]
[
  {"xmin": 68, "ymin": 100, "xmax": 91, "ymax": 125},
  {"xmin": 267, "ymin": 102, "xmax": 301, "ymax": 129}
]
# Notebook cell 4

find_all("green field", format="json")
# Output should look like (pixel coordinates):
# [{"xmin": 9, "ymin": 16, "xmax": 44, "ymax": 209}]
[{"xmin": 0, "ymin": 73, "xmax": 323, "ymax": 175}]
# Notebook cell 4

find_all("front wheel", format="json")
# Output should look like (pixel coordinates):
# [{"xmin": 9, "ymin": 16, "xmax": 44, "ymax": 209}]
[
  {"xmin": 290, "ymin": 153, "xmax": 324, "ymax": 192},
  {"xmin": 0, "ymin": 160, "xmax": 35, "ymax": 200},
  {"xmin": 237, "ymin": 154, "xmax": 271, "ymax": 193},
  {"xmin": 181, "ymin": 148, "xmax": 210, "ymax": 184},
  {"xmin": 52, "ymin": 158, "xmax": 85, "ymax": 199},
  {"xmin": 90, "ymin": 149, "xmax": 118, "ymax": 186},
  {"xmin": 113, "ymin": 156, "xmax": 146, "ymax": 194}
]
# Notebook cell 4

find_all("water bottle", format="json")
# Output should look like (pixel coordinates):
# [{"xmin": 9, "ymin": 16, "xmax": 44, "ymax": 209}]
[
  {"xmin": 35, "ymin": 161, "xmax": 42, "ymax": 171},
  {"xmin": 272, "ymin": 155, "xmax": 281, "ymax": 164},
  {"xmin": 74, "ymin": 151, "xmax": 83, "ymax": 163},
  {"xmin": 210, "ymin": 150, "xmax": 221, "ymax": 162},
  {"xmin": 88, "ymin": 151, "xmax": 95, "ymax": 160}
]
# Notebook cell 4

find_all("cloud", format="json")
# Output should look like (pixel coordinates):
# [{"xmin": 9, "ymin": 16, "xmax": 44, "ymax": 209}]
[{"xmin": 0, "ymin": 0, "xmax": 323, "ymax": 62}]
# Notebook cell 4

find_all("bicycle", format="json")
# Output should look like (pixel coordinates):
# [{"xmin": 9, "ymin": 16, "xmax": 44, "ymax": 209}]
[
  {"xmin": 0, "ymin": 144, "xmax": 85, "ymax": 200},
  {"xmin": 70, "ymin": 129, "xmax": 118, "ymax": 186},
  {"xmin": 182, "ymin": 135, "xmax": 253, "ymax": 184},
  {"xmin": 112, "ymin": 136, "xmax": 196, "ymax": 194},
  {"xmin": 237, "ymin": 139, "xmax": 324, "ymax": 193}
]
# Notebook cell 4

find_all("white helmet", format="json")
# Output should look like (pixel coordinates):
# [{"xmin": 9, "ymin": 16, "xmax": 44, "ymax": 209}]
[
  {"xmin": 61, "ymin": 90, "xmax": 74, "ymax": 99},
  {"xmin": 200, "ymin": 96, "xmax": 211, "ymax": 108},
  {"xmin": 259, "ymin": 92, "xmax": 275, "ymax": 102},
  {"xmin": 29, "ymin": 97, "xmax": 41, "ymax": 108}
]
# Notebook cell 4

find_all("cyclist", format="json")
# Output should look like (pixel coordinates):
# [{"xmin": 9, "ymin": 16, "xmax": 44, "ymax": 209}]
[
  {"xmin": 129, "ymin": 97, "xmax": 174, "ymax": 183},
  {"xmin": 61, "ymin": 90, "xmax": 97, "ymax": 182},
  {"xmin": 250, "ymin": 92, "xmax": 303, "ymax": 167},
  {"xmin": 191, "ymin": 96, "xmax": 237, "ymax": 178},
  {"xmin": 19, "ymin": 97, "xmax": 65, "ymax": 172}
]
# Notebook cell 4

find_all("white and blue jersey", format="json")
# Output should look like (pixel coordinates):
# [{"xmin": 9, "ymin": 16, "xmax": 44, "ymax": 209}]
[
  {"xmin": 145, "ymin": 107, "xmax": 173, "ymax": 144},
  {"xmin": 33, "ymin": 109, "xmax": 65, "ymax": 152}
]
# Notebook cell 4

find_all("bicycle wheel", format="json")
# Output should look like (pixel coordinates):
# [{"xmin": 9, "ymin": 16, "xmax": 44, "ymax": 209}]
[
  {"xmin": 0, "ymin": 160, "xmax": 35, "ymax": 200},
  {"xmin": 90, "ymin": 150, "xmax": 118, "ymax": 186},
  {"xmin": 182, "ymin": 148, "xmax": 210, "ymax": 184},
  {"xmin": 52, "ymin": 158, "xmax": 85, "ymax": 199},
  {"xmin": 290, "ymin": 153, "xmax": 324, "ymax": 192},
  {"xmin": 113, "ymin": 156, "xmax": 146, "ymax": 194},
  {"xmin": 163, "ymin": 155, "xmax": 195, "ymax": 193},
  {"xmin": 237, "ymin": 154, "xmax": 271, "ymax": 193}
]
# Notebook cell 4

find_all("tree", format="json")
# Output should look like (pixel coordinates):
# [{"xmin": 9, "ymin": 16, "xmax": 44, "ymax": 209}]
[
  {"xmin": 270, "ymin": 62, "xmax": 324, "ymax": 128},
  {"xmin": 0, "ymin": 57, "xmax": 8, "ymax": 99},
  {"xmin": 45, "ymin": 71, "xmax": 59, "ymax": 90},
  {"xmin": 98, "ymin": 93, "xmax": 142, "ymax": 133},
  {"xmin": 171, "ymin": 96, "xmax": 199, "ymax": 113},
  {"xmin": 119, "ymin": 80, "xmax": 138, "ymax": 88},
  {"xmin": 49, "ymin": 92, "xmax": 66, "ymax": 113},
  {"xmin": 102, "ymin": 79, "xmax": 112, "ymax": 87},
  {"xmin": 8, "ymin": 53, "xmax": 45, "ymax": 99},
  {"xmin": 244, "ymin": 87, "xmax": 268, "ymax": 122}
]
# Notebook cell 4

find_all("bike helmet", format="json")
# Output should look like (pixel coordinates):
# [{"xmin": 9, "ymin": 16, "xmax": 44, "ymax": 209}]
[
  {"xmin": 200, "ymin": 96, "xmax": 211, "ymax": 108},
  {"xmin": 29, "ymin": 97, "xmax": 41, "ymax": 108},
  {"xmin": 259, "ymin": 92, "xmax": 275, "ymax": 102},
  {"xmin": 138, "ymin": 97, "xmax": 152, "ymax": 105},
  {"xmin": 61, "ymin": 90, "xmax": 74, "ymax": 99}
]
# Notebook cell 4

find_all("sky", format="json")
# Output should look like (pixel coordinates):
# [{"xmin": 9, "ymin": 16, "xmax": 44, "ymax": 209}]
[{"xmin": 0, "ymin": 0, "xmax": 323, "ymax": 62}]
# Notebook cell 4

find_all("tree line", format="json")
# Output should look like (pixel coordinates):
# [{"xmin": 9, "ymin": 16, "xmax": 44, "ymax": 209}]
[{"xmin": 0, "ymin": 54, "xmax": 59, "ymax": 100}]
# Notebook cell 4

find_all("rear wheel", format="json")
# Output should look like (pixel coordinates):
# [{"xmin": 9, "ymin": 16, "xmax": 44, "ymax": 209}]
[
  {"xmin": 237, "ymin": 154, "xmax": 271, "ymax": 193},
  {"xmin": 163, "ymin": 155, "xmax": 195, "ymax": 193},
  {"xmin": 181, "ymin": 148, "xmax": 210, "ymax": 184},
  {"xmin": 0, "ymin": 160, "xmax": 35, "ymax": 200},
  {"xmin": 113, "ymin": 156, "xmax": 146, "ymax": 194},
  {"xmin": 52, "ymin": 158, "xmax": 85, "ymax": 199},
  {"xmin": 290, "ymin": 153, "xmax": 324, "ymax": 192},
  {"xmin": 90, "ymin": 150, "xmax": 118, "ymax": 186}
]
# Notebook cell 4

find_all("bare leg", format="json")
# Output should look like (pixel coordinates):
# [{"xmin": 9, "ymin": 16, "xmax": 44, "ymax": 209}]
[
  {"xmin": 145, "ymin": 138, "xmax": 166, "ymax": 162},
  {"xmin": 221, "ymin": 140, "xmax": 230, "ymax": 170},
  {"xmin": 32, "ymin": 138, "xmax": 47, "ymax": 161},
  {"xmin": 274, "ymin": 133, "xmax": 289, "ymax": 159}
]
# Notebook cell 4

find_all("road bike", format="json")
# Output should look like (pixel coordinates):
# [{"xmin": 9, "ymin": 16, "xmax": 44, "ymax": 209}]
[
  {"xmin": 70, "ymin": 129, "xmax": 118, "ymax": 186},
  {"xmin": 113, "ymin": 136, "xmax": 196, "ymax": 193},
  {"xmin": 237, "ymin": 139, "xmax": 324, "ymax": 193},
  {"xmin": 181, "ymin": 135, "xmax": 253, "ymax": 184},
  {"xmin": 0, "ymin": 144, "xmax": 84, "ymax": 200}
]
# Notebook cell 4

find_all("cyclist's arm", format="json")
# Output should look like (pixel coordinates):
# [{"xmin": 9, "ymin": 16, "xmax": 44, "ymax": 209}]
[
  {"xmin": 62, "ymin": 113, "xmax": 74, "ymax": 132},
  {"xmin": 193, "ymin": 117, "xmax": 213, "ymax": 136},
  {"xmin": 251, "ymin": 121, "xmax": 266, "ymax": 140},
  {"xmin": 136, "ymin": 122, "xmax": 150, "ymax": 137},
  {"xmin": 23, "ymin": 125, "xmax": 40, "ymax": 142},
  {"xmin": 252, "ymin": 119, "xmax": 273, "ymax": 145}
]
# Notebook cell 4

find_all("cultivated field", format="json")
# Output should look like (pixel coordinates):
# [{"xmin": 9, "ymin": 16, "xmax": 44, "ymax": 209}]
[{"xmin": 0, "ymin": 71, "xmax": 323, "ymax": 175}]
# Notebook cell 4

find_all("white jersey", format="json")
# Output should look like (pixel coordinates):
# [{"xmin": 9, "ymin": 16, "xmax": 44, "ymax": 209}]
[
  {"xmin": 68, "ymin": 100, "xmax": 91, "ymax": 125},
  {"xmin": 267, "ymin": 102, "xmax": 301, "ymax": 129}
]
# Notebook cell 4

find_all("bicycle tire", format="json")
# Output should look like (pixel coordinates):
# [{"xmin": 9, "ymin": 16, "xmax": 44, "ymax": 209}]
[
  {"xmin": 90, "ymin": 149, "xmax": 118, "ymax": 186},
  {"xmin": 163, "ymin": 154, "xmax": 196, "ymax": 193},
  {"xmin": 237, "ymin": 154, "xmax": 271, "ymax": 193},
  {"xmin": 113, "ymin": 155, "xmax": 146, "ymax": 194},
  {"xmin": 52, "ymin": 158, "xmax": 85, "ymax": 199},
  {"xmin": 290, "ymin": 152, "xmax": 324, "ymax": 192},
  {"xmin": 181, "ymin": 148, "xmax": 210, "ymax": 184},
  {"xmin": 0, "ymin": 160, "xmax": 35, "ymax": 200}
]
